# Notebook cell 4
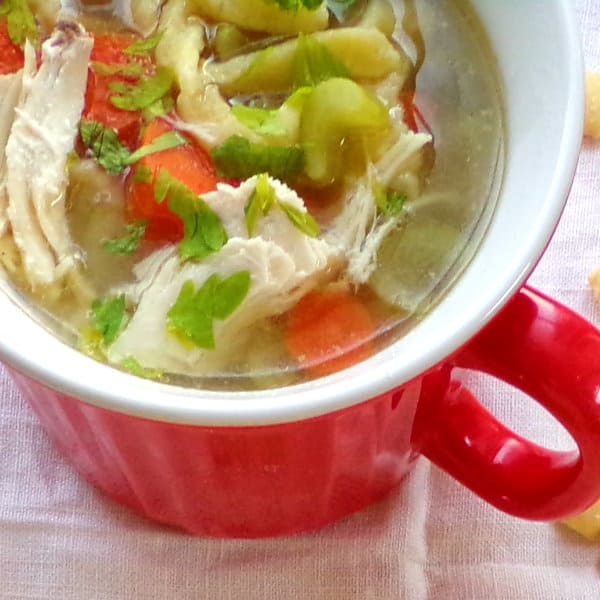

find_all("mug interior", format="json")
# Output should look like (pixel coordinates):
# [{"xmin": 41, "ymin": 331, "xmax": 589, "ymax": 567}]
[{"xmin": 0, "ymin": 0, "xmax": 584, "ymax": 426}]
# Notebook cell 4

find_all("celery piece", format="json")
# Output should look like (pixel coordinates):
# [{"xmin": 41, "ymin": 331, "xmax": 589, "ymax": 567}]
[
  {"xmin": 299, "ymin": 78, "xmax": 390, "ymax": 184},
  {"xmin": 211, "ymin": 136, "xmax": 304, "ymax": 181}
]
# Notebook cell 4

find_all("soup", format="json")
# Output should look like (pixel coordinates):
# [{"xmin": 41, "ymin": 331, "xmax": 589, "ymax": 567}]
[{"xmin": 0, "ymin": 0, "xmax": 503, "ymax": 389}]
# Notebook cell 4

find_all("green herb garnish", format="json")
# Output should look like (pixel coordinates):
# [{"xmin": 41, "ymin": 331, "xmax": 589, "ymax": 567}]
[
  {"xmin": 127, "ymin": 131, "xmax": 186, "ymax": 164},
  {"xmin": 293, "ymin": 34, "xmax": 350, "ymax": 89},
  {"xmin": 0, "ymin": 0, "xmax": 38, "ymax": 47},
  {"xmin": 123, "ymin": 32, "xmax": 164, "ymax": 56},
  {"xmin": 110, "ymin": 67, "xmax": 175, "ymax": 112},
  {"xmin": 211, "ymin": 136, "xmax": 304, "ymax": 181},
  {"xmin": 80, "ymin": 120, "xmax": 186, "ymax": 175},
  {"xmin": 91, "ymin": 61, "xmax": 145, "ymax": 79},
  {"xmin": 279, "ymin": 201, "xmax": 320, "ymax": 237},
  {"xmin": 374, "ymin": 183, "xmax": 406, "ymax": 217},
  {"xmin": 154, "ymin": 170, "xmax": 228, "ymax": 262},
  {"xmin": 245, "ymin": 173, "xmax": 278, "ymax": 236},
  {"xmin": 167, "ymin": 272, "xmax": 251, "ymax": 350},
  {"xmin": 103, "ymin": 220, "xmax": 147, "ymax": 256},
  {"xmin": 133, "ymin": 164, "xmax": 153, "ymax": 183},
  {"xmin": 91, "ymin": 295, "xmax": 128, "ymax": 345},
  {"xmin": 120, "ymin": 357, "xmax": 164, "ymax": 380},
  {"xmin": 245, "ymin": 174, "xmax": 320, "ymax": 238},
  {"xmin": 79, "ymin": 121, "xmax": 131, "ymax": 176}
]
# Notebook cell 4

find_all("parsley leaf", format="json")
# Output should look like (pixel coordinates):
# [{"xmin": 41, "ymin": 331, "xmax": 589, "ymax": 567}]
[
  {"xmin": 167, "ymin": 272, "xmax": 251, "ymax": 350},
  {"xmin": 133, "ymin": 164, "xmax": 153, "ymax": 183},
  {"xmin": 154, "ymin": 170, "xmax": 228, "ymax": 262},
  {"xmin": 211, "ymin": 136, "xmax": 304, "ymax": 181},
  {"xmin": 123, "ymin": 32, "xmax": 164, "ymax": 56},
  {"xmin": 110, "ymin": 67, "xmax": 175, "ymax": 112},
  {"xmin": 91, "ymin": 61, "xmax": 145, "ymax": 79},
  {"xmin": 374, "ymin": 183, "xmax": 406, "ymax": 217},
  {"xmin": 293, "ymin": 34, "xmax": 350, "ymax": 89},
  {"xmin": 127, "ymin": 131, "xmax": 187, "ymax": 164},
  {"xmin": 103, "ymin": 221, "xmax": 147, "ymax": 256},
  {"xmin": 80, "ymin": 120, "xmax": 187, "ymax": 175},
  {"xmin": 79, "ymin": 121, "xmax": 131, "ymax": 176},
  {"xmin": 91, "ymin": 296, "xmax": 127, "ymax": 345},
  {"xmin": 245, "ymin": 174, "xmax": 320, "ymax": 238},
  {"xmin": 279, "ymin": 202, "xmax": 320, "ymax": 237},
  {"xmin": 120, "ymin": 357, "xmax": 164, "ymax": 380},
  {"xmin": 245, "ymin": 173, "xmax": 278, "ymax": 236},
  {"xmin": 0, "ymin": 0, "xmax": 38, "ymax": 48}
]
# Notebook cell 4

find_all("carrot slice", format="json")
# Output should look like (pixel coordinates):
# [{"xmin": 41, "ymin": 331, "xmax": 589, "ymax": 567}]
[
  {"xmin": 83, "ymin": 34, "xmax": 149, "ymax": 149},
  {"xmin": 0, "ymin": 20, "xmax": 25, "ymax": 75},
  {"xmin": 126, "ymin": 118, "xmax": 223, "ymax": 242},
  {"xmin": 285, "ymin": 289, "xmax": 376, "ymax": 377}
]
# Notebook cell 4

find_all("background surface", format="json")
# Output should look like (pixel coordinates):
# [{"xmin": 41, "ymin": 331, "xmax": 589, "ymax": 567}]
[{"xmin": 2, "ymin": 2, "xmax": 600, "ymax": 598}]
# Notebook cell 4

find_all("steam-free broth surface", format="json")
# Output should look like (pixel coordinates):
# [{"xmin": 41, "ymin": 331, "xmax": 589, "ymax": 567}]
[{"xmin": 0, "ymin": 0, "xmax": 503, "ymax": 390}]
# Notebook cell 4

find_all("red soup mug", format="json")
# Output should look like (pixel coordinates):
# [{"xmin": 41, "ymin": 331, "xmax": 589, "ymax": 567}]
[{"xmin": 1, "ymin": 1, "xmax": 598, "ymax": 538}]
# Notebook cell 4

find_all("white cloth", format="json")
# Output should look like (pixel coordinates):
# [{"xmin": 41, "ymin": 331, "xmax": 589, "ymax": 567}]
[{"xmin": 2, "ymin": 2, "xmax": 600, "ymax": 598}]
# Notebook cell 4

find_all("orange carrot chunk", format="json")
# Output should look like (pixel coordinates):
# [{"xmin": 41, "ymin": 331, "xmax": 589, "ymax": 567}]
[
  {"xmin": 83, "ymin": 34, "xmax": 149, "ymax": 149},
  {"xmin": 286, "ymin": 289, "xmax": 376, "ymax": 377},
  {"xmin": 0, "ymin": 20, "xmax": 25, "ymax": 75},
  {"xmin": 126, "ymin": 118, "xmax": 223, "ymax": 242}
]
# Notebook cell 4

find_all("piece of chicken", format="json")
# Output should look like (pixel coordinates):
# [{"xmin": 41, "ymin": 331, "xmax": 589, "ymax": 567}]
[
  {"xmin": 0, "ymin": 71, "xmax": 23, "ymax": 237},
  {"xmin": 4, "ymin": 22, "xmax": 92, "ymax": 291},
  {"xmin": 107, "ymin": 177, "xmax": 343, "ymax": 375}
]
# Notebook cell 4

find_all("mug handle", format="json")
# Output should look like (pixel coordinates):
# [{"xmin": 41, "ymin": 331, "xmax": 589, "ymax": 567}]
[{"xmin": 412, "ymin": 285, "xmax": 600, "ymax": 520}]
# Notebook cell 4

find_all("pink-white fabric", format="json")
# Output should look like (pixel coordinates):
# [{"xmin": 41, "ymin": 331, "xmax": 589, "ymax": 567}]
[{"xmin": 2, "ymin": 2, "xmax": 600, "ymax": 598}]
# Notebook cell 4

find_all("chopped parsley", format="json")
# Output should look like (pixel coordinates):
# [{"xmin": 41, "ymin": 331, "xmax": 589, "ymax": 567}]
[
  {"xmin": 154, "ymin": 170, "xmax": 228, "ymax": 262},
  {"xmin": 279, "ymin": 201, "xmax": 320, "ymax": 237},
  {"xmin": 120, "ymin": 357, "xmax": 164, "ymax": 380},
  {"xmin": 79, "ymin": 120, "xmax": 186, "ymax": 175},
  {"xmin": 211, "ymin": 136, "xmax": 304, "ymax": 181},
  {"xmin": 374, "ymin": 183, "xmax": 406, "ymax": 217},
  {"xmin": 91, "ymin": 61, "xmax": 145, "ymax": 79},
  {"xmin": 123, "ymin": 32, "xmax": 164, "ymax": 56},
  {"xmin": 91, "ymin": 295, "xmax": 128, "ymax": 345},
  {"xmin": 110, "ymin": 67, "xmax": 175, "ymax": 112},
  {"xmin": 245, "ymin": 174, "xmax": 319, "ymax": 238},
  {"xmin": 79, "ymin": 121, "xmax": 131, "ymax": 176},
  {"xmin": 167, "ymin": 273, "xmax": 251, "ymax": 350},
  {"xmin": 103, "ymin": 221, "xmax": 147, "ymax": 256},
  {"xmin": 0, "ymin": 0, "xmax": 38, "ymax": 47}
]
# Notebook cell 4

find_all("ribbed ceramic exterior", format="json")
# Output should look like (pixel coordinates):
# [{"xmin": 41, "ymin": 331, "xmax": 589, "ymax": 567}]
[{"xmin": 9, "ymin": 367, "xmax": 424, "ymax": 537}]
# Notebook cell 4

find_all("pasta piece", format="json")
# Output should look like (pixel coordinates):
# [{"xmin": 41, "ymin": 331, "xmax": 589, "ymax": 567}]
[
  {"xmin": 562, "ymin": 499, "xmax": 600, "ymax": 540},
  {"xmin": 190, "ymin": 0, "xmax": 328, "ymax": 35},
  {"xmin": 585, "ymin": 71, "xmax": 600, "ymax": 139},
  {"xmin": 205, "ymin": 27, "xmax": 411, "ymax": 96},
  {"xmin": 130, "ymin": 0, "xmax": 164, "ymax": 35},
  {"xmin": 356, "ymin": 0, "xmax": 396, "ymax": 38},
  {"xmin": 156, "ymin": 0, "xmax": 258, "ymax": 146}
]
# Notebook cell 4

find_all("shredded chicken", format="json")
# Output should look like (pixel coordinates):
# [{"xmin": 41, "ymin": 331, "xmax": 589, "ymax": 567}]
[
  {"xmin": 0, "ymin": 71, "xmax": 23, "ymax": 237},
  {"xmin": 4, "ymin": 23, "xmax": 92, "ymax": 291},
  {"xmin": 107, "ymin": 177, "xmax": 343, "ymax": 375}
]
